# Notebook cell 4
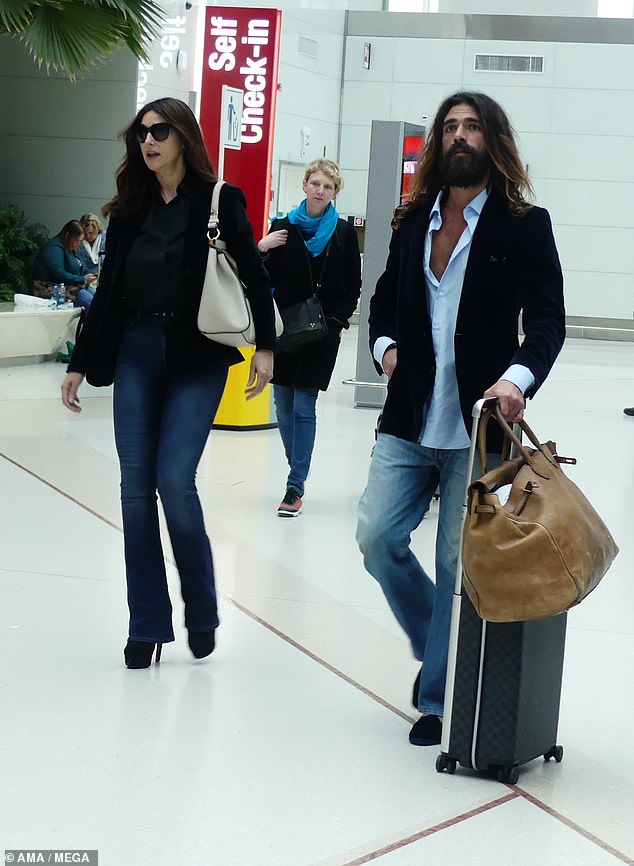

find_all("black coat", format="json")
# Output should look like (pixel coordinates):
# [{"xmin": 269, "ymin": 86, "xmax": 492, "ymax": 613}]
[
  {"xmin": 369, "ymin": 189, "xmax": 566, "ymax": 449},
  {"xmin": 263, "ymin": 217, "xmax": 361, "ymax": 391},
  {"xmin": 68, "ymin": 178, "xmax": 277, "ymax": 386}
]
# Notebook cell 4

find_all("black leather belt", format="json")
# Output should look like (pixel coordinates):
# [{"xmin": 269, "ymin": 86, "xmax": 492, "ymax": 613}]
[{"xmin": 128, "ymin": 310, "xmax": 175, "ymax": 321}]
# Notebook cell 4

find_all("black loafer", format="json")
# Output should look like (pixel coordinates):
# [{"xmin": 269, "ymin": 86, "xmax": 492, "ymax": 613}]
[
  {"xmin": 409, "ymin": 714, "xmax": 442, "ymax": 746},
  {"xmin": 624, "ymin": 407, "xmax": 634, "ymax": 416}
]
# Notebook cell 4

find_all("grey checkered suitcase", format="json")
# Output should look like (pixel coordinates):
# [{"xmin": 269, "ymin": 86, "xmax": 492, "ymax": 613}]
[{"xmin": 436, "ymin": 398, "xmax": 566, "ymax": 785}]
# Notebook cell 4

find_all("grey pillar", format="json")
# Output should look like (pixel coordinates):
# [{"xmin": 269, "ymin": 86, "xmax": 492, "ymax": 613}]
[{"xmin": 353, "ymin": 120, "xmax": 425, "ymax": 408}]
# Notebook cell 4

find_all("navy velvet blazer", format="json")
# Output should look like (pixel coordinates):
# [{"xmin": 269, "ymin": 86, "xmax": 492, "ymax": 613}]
[{"xmin": 369, "ymin": 189, "xmax": 566, "ymax": 446}]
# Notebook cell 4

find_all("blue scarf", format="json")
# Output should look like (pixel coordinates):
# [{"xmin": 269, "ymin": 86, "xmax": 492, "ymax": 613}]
[{"xmin": 287, "ymin": 200, "xmax": 339, "ymax": 257}]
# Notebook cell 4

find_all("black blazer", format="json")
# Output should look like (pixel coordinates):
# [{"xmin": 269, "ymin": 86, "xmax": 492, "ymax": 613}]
[
  {"xmin": 370, "ymin": 189, "xmax": 566, "ymax": 445},
  {"xmin": 69, "ymin": 178, "xmax": 277, "ymax": 386},
  {"xmin": 263, "ymin": 217, "xmax": 361, "ymax": 390}
]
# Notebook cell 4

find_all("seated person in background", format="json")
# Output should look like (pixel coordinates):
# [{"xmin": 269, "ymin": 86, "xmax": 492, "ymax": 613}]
[
  {"xmin": 78, "ymin": 213, "xmax": 104, "ymax": 275},
  {"xmin": 32, "ymin": 220, "xmax": 97, "ymax": 307}
]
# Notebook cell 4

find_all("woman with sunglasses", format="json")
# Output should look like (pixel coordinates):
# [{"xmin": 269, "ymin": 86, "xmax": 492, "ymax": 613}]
[{"xmin": 61, "ymin": 98, "xmax": 276, "ymax": 669}]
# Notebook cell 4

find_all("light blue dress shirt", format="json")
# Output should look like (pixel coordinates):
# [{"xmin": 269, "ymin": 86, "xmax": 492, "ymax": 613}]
[{"xmin": 374, "ymin": 187, "xmax": 535, "ymax": 449}]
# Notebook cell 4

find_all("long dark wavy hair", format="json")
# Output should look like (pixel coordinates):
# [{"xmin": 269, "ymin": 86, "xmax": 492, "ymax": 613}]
[
  {"xmin": 103, "ymin": 98, "xmax": 217, "ymax": 218},
  {"xmin": 395, "ymin": 91, "xmax": 533, "ymax": 227}
]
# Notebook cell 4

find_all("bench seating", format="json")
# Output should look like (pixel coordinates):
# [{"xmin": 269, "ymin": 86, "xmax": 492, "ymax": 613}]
[{"xmin": 0, "ymin": 301, "xmax": 81, "ymax": 363}]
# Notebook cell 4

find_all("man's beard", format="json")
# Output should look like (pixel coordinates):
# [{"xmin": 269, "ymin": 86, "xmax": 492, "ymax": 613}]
[{"xmin": 440, "ymin": 143, "xmax": 491, "ymax": 188}]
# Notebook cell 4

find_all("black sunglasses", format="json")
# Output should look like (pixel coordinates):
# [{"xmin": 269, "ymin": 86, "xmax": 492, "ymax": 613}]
[{"xmin": 135, "ymin": 122, "xmax": 172, "ymax": 143}]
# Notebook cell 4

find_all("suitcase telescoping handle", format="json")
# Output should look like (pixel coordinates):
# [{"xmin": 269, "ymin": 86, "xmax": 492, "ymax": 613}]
[
  {"xmin": 442, "ymin": 397, "xmax": 499, "ymax": 757},
  {"xmin": 457, "ymin": 398, "xmax": 499, "ymax": 593},
  {"xmin": 442, "ymin": 398, "xmax": 527, "ymax": 762},
  {"xmin": 472, "ymin": 396, "xmax": 500, "ymax": 418}
]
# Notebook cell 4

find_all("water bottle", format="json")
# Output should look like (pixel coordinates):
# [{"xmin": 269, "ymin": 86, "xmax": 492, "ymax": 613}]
[
  {"xmin": 51, "ymin": 283, "xmax": 59, "ymax": 307},
  {"xmin": 57, "ymin": 283, "xmax": 66, "ymax": 308}
]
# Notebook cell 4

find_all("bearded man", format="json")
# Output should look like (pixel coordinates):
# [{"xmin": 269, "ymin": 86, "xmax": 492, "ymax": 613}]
[{"xmin": 356, "ymin": 92, "xmax": 565, "ymax": 747}]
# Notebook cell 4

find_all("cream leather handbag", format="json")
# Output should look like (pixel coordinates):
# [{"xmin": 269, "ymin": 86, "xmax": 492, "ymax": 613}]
[{"xmin": 197, "ymin": 180, "xmax": 282, "ymax": 347}]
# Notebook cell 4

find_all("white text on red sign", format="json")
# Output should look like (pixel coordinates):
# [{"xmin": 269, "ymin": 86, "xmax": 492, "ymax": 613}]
[{"xmin": 207, "ymin": 16, "xmax": 271, "ymax": 144}]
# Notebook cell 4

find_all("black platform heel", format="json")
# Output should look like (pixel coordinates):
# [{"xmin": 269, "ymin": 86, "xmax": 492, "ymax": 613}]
[
  {"xmin": 124, "ymin": 640, "xmax": 162, "ymax": 669},
  {"xmin": 187, "ymin": 630, "xmax": 215, "ymax": 659}
]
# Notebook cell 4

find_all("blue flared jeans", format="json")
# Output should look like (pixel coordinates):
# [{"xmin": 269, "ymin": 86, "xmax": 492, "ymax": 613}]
[
  {"xmin": 273, "ymin": 384, "xmax": 319, "ymax": 494},
  {"xmin": 356, "ymin": 433, "xmax": 470, "ymax": 717},
  {"xmin": 113, "ymin": 318, "xmax": 228, "ymax": 643}
]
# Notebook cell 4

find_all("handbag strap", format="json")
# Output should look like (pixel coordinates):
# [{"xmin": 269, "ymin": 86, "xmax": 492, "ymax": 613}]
[
  {"xmin": 312, "ymin": 242, "xmax": 332, "ymax": 298},
  {"xmin": 477, "ymin": 405, "xmax": 559, "ymax": 479},
  {"xmin": 313, "ymin": 220, "xmax": 343, "ymax": 297},
  {"xmin": 208, "ymin": 180, "xmax": 225, "ymax": 239}
]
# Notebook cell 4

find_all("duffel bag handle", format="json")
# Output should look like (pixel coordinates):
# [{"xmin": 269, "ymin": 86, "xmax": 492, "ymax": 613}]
[{"xmin": 477, "ymin": 404, "xmax": 558, "ymax": 478}]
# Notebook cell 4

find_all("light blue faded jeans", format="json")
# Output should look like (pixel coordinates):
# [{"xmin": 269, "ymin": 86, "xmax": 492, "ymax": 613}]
[
  {"xmin": 357, "ymin": 433, "xmax": 470, "ymax": 717},
  {"xmin": 75, "ymin": 286, "xmax": 96, "ymax": 308},
  {"xmin": 273, "ymin": 384, "xmax": 319, "ymax": 494}
]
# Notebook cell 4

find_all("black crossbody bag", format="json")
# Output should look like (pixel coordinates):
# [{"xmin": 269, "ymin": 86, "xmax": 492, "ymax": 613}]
[{"xmin": 276, "ymin": 240, "xmax": 332, "ymax": 354}]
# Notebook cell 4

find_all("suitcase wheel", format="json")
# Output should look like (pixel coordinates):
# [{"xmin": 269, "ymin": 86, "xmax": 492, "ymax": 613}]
[
  {"xmin": 435, "ymin": 754, "xmax": 457, "ymax": 775},
  {"xmin": 543, "ymin": 745, "xmax": 564, "ymax": 763},
  {"xmin": 495, "ymin": 764, "xmax": 520, "ymax": 785}
]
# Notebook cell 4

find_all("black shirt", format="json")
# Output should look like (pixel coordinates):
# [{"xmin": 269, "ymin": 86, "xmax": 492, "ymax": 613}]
[{"xmin": 123, "ymin": 174, "xmax": 194, "ymax": 312}]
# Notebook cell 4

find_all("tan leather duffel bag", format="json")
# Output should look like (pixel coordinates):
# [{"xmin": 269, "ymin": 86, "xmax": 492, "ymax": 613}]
[{"xmin": 462, "ymin": 406, "xmax": 618, "ymax": 622}]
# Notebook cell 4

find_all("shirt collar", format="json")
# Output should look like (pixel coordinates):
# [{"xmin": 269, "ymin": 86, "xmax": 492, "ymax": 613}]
[
  {"xmin": 152, "ymin": 170, "xmax": 193, "ymax": 204},
  {"xmin": 429, "ymin": 185, "xmax": 490, "ymax": 228}
]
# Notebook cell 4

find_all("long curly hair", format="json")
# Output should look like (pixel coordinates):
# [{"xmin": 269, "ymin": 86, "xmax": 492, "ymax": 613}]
[
  {"xmin": 103, "ymin": 98, "xmax": 217, "ymax": 218},
  {"xmin": 395, "ymin": 91, "xmax": 533, "ymax": 227}
]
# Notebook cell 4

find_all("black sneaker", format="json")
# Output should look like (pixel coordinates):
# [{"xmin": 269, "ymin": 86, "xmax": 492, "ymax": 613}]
[{"xmin": 277, "ymin": 488, "xmax": 303, "ymax": 517}]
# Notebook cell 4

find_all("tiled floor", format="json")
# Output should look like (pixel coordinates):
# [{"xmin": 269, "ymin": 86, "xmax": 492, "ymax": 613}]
[{"xmin": 1, "ymin": 329, "xmax": 633, "ymax": 866}]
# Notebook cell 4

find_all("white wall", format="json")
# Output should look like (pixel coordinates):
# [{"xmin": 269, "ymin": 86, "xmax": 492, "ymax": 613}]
[
  {"xmin": 3, "ymin": 5, "xmax": 633, "ymax": 323},
  {"xmin": 137, "ymin": 3, "xmax": 199, "ymax": 112},
  {"xmin": 269, "ymin": 9, "xmax": 347, "ymax": 216},
  {"xmin": 437, "ymin": 0, "xmax": 597, "ymax": 14},
  {"xmin": 0, "ymin": 0, "xmax": 199, "ymax": 239},
  {"xmin": 204, "ymin": 0, "xmax": 380, "ymax": 217},
  {"xmin": 0, "ymin": 37, "xmax": 137, "ymax": 234},
  {"xmin": 338, "ymin": 14, "xmax": 634, "ymax": 320}
]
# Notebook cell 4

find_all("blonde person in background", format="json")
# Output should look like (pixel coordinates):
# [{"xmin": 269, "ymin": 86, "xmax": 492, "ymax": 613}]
[
  {"xmin": 78, "ymin": 213, "xmax": 104, "ymax": 274},
  {"xmin": 76, "ymin": 213, "xmax": 104, "ymax": 307},
  {"xmin": 258, "ymin": 159, "xmax": 361, "ymax": 517}
]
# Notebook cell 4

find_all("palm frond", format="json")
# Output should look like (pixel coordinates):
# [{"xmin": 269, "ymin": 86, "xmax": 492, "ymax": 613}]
[
  {"xmin": 17, "ymin": 0, "xmax": 164, "ymax": 75},
  {"xmin": 96, "ymin": 0, "xmax": 165, "ymax": 57},
  {"xmin": 0, "ymin": 0, "xmax": 42, "ymax": 33},
  {"xmin": 81, "ymin": 0, "xmax": 164, "ymax": 40},
  {"xmin": 91, "ymin": 0, "xmax": 164, "ymax": 26},
  {"xmin": 120, "ymin": 0, "xmax": 164, "ymax": 57}
]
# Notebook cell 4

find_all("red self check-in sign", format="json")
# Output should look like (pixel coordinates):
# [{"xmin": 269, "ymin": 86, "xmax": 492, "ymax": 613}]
[{"xmin": 200, "ymin": 7, "xmax": 282, "ymax": 238}]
